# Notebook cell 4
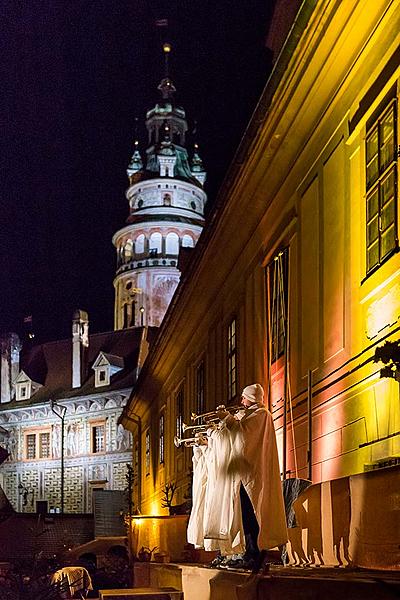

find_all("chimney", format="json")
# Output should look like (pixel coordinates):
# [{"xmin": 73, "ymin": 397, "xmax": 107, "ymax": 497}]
[
  {"xmin": 1, "ymin": 333, "xmax": 22, "ymax": 403},
  {"xmin": 72, "ymin": 310, "xmax": 89, "ymax": 389}
]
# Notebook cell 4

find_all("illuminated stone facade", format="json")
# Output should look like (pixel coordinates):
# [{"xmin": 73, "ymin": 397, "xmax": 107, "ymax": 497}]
[
  {"xmin": 113, "ymin": 51, "xmax": 207, "ymax": 329},
  {"xmin": 121, "ymin": 0, "xmax": 400, "ymax": 569}
]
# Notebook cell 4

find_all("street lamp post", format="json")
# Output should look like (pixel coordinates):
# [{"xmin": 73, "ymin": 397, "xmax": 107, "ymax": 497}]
[{"xmin": 50, "ymin": 399, "xmax": 67, "ymax": 514}]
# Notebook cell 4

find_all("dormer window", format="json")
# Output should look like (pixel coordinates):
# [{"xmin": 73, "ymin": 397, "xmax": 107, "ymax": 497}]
[
  {"xmin": 93, "ymin": 352, "xmax": 124, "ymax": 388},
  {"xmin": 14, "ymin": 370, "xmax": 42, "ymax": 401}
]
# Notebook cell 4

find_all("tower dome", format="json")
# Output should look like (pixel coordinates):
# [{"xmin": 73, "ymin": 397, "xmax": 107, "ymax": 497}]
[{"xmin": 113, "ymin": 45, "xmax": 207, "ymax": 329}]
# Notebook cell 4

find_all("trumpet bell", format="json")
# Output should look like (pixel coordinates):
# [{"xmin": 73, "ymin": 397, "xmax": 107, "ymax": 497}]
[
  {"xmin": 190, "ymin": 404, "xmax": 243, "ymax": 422},
  {"xmin": 182, "ymin": 422, "xmax": 211, "ymax": 433},
  {"xmin": 174, "ymin": 433, "xmax": 208, "ymax": 447}
]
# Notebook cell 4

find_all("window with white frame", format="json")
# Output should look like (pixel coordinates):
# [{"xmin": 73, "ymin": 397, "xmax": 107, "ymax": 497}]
[{"xmin": 91, "ymin": 423, "xmax": 105, "ymax": 453}]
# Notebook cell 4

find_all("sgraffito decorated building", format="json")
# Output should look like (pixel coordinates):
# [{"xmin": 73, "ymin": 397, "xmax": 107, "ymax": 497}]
[
  {"xmin": 0, "ymin": 317, "xmax": 155, "ymax": 514},
  {"xmin": 121, "ymin": 0, "xmax": 400, "ymax": 571}
]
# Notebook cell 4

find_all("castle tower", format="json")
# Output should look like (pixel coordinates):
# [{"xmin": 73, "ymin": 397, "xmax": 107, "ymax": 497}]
[{"xmin": 113, "ymin": 44, "xmax": 207, "ymax": 329}]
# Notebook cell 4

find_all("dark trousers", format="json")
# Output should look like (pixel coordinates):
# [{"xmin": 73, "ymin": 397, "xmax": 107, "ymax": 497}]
[{"xmin": 240, "ymin": 483, "xmax": 260, "ymax": 558}]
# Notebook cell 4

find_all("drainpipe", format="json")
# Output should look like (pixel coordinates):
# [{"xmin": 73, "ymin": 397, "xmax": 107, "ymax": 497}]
[{"xmin": 307, "ymin": 370, "xmax": 313, "ymax": 481}]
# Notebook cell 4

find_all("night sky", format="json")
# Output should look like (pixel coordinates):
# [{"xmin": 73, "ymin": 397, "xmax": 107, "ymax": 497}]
[{"xmin": 1, "ymin": 0, "xmax": 274, "ymax": 344}]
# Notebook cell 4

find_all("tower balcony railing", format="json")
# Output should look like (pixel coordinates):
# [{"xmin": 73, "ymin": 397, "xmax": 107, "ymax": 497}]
[{"xmin": 116, "ymin": 254, "xmax": 179, "ymax": 275}]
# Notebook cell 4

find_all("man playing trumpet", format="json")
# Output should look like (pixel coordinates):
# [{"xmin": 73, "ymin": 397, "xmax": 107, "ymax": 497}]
[{"xmin": 187, "ymin": 383, "xmax": 287, "ymax": 570}]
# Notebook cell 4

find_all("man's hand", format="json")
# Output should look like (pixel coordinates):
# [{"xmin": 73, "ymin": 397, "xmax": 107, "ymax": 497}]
[{"xmin": 216, "ymin": 406, "xmax": 229, "ymax": 420}]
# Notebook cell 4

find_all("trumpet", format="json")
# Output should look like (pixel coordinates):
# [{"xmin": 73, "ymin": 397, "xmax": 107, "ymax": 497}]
[
  {"xmin": 174, "ymin": 433, "xmax": 208, "ymax": 448},
  {"xmin": 182, "ymin": 422, "xmax": 215, "ymax": 433},
  {"xmin": 190, "ymin": 404, "xmax": 243, "ymax": 422}
]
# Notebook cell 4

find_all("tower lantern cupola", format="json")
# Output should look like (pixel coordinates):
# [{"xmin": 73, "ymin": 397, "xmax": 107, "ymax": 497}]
[{"xmin": 113, "ymin": 44, "xmax": 207, "ymax": 330}]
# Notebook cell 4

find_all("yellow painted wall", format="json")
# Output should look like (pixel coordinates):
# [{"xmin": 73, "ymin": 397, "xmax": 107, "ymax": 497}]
[{"xmin": 123, "ymin": 1, "xmax": 400, "ymax": 532}]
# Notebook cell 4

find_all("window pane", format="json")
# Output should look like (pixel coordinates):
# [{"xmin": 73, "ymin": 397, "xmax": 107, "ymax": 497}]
[
  {"xmin": 93, "ymin": 425, "xmax": 105, "ymax": 453},
  {"xmin": 26, "ymin": 434, "xmax": 36, "ymax": 459},
  {"xmin": 381, "ymin": 169, "xmax": 395, "ymax": 206},
  {"xmin": 40, "ymin": 433, "xmax": 50, "ymax": 458},
  {"xmin": 367, "ymin": 190, "xmax": 379, "ymax": 222},
  {"xmin": 366, "ymin": 158, "xmax": 379, "ymax": 189},
  {"xmin": 176, "ymin": 387, "xmax": 184, "ymax": 439},
  {"xmin": 268, "ymin": 250, "xmax": 288, "ymax": 360},
  {"xmin": 366, "ymin": 128, "xmax": 378, "ymax": 163},
  {"xmin": 381, "ymin": 198, "xmax": 395, "ymax": 232},
  {"xmin": 367, "ymin": 216, "xmax": 379, "ymax": 246},
  {"xmin": 227, "ymin": 318, "xmax": 237, "ymax": 401},
  {"xmin": 366, "ymin": 128, "xmax": 379, "ymax": 188},
  {"xmin": 381, "ymin": 224, "xmax": 396, "ymax": 259},
  {"xmin": 159, "ymin": 415, "xmax": 164, "ymax": 465},
  {"xmin": 367, "ymin": 242, "xmax": 379, "ymax": 272},
  {"xmin": 145, "ymin": 430, "xmax": 150, "ymax": 474},
  {"xmin": 196, "ymin": 361, "xmax": 205, "ymax": 416},
  {"xmin": 380, "ymin": 107, "xmax": 395, "ymax": 171}
]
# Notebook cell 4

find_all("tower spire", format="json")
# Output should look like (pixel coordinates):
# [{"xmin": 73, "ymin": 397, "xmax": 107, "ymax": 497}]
[
  {"xmin": 127, "ymin": 118, "xmax": 143, "ymax": 178},
  {"xmin": 163, "ymin": 42, "xmax": 171, "ymax": 78},
  {"xmin": 158, "ymin": 43, "xmax": 176, "ymax": 100},
  {"xmin": 113, "ymin": 45, "xmax": 207, "ymax": 330}
]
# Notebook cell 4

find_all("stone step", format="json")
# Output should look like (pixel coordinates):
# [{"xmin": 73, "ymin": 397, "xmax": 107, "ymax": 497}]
[{"xmin": 99, "ymin": 587, "xmax": 183, "ymax": 600}]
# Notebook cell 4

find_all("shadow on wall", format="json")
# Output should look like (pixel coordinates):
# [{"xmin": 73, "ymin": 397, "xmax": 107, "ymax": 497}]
[{"xmin": 287, "ymin": 466, "xmax": 399, "ymax": 570}]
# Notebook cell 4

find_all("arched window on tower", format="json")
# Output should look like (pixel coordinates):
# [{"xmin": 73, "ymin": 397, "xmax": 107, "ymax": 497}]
[
  {"xmin": 124, "ymin": 240, "xmax": 133, "ymax": 262},
  {"xmin": 166, "ymin": 232, "xmax": 179, "ymax": 255},
  {"xmin": 149, "ymin": 232, "xmax": 162, "ymax": 255},
  {"xmin": 182, "ymin": 234, "xmax": 194, "ymax": 248},
  {"xmin": 123, "ymin": 303, "xmax": 128, "ymax": 329},
  {"xmin": 135, "ymin": 234, "xmax": 145, "ymax": 255}
]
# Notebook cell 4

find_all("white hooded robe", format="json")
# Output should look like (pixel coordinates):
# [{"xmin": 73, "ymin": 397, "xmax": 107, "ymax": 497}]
[{"xmin": 224, "ymin": 404, "xmax": 288, "ymax": 550}]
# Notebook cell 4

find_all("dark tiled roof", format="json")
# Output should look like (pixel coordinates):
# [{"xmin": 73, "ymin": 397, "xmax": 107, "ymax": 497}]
[
  {"xmin": 0, "ymin": 513, "xmax": 94, "ymax": 563},
  {"xmin": 1, "ymin": 327, "xmax": 159, "ymax": 408}
]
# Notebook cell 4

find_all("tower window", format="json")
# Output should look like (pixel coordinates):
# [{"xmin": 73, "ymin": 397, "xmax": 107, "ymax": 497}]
[
  {"xmin": 366, "ymin": 98, "xmax": 397, "ymax": 274},
  {"xmin": 135, "ymin": 234, "xmax": 145, "ymax": 254},
  {"xmin": 166, "ymin": 232, "xmax": 179, "ymax": 254},
  {"xmin": 149, "ymin": 232, "xmax": 162, "ymax": 254},
  {"xmin": 182, "ymin": 235, "xmax": 194, "ymax": 248}
]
